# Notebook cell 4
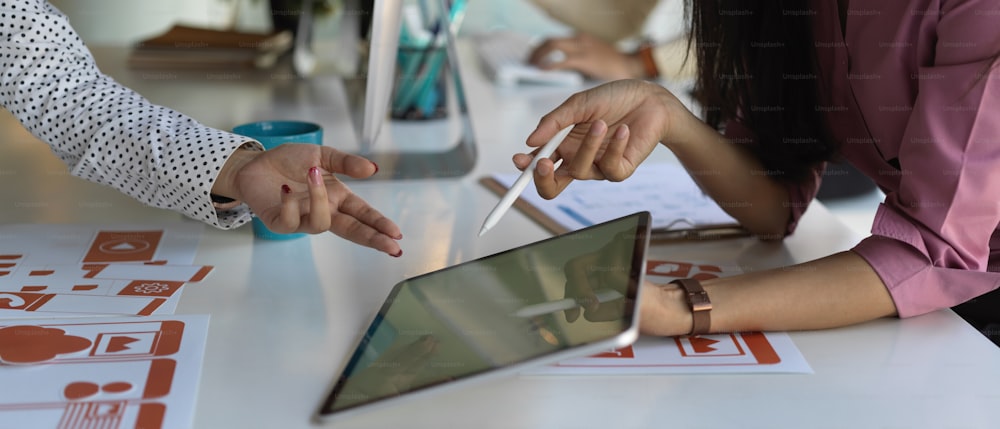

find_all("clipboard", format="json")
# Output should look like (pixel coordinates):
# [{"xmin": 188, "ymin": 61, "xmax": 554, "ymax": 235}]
[
  {"xmin": 478, "ymin": 163, "xmax": 750, "ymax": 243},
  {"xmin": 479, "ymin": 177, "xmax": 569, "ymax": 235}
]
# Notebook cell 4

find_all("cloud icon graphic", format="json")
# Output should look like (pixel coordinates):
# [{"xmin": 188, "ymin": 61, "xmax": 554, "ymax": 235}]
[{"xmin": 0, "ymin": 325, "xmax": 92, "ymax": 364}]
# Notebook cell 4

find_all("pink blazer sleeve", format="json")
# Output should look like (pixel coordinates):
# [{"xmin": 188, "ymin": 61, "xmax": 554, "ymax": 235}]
[{"xmin": 851, "ymin": 0, "xmax": 1000, "ymax": 317}]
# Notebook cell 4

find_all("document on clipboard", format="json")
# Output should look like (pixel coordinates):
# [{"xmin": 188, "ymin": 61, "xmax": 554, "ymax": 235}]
[{"xmin": 480, "ymin": 162, "xmax": 748, "ymax": 241}]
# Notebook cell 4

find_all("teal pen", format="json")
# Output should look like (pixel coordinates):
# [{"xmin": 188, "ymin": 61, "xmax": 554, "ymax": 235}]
[
  {"xmin": 413, "ymin": 50, "xmax": 446, "ymax": 115},
  {"xmin": 447, "ymin": 0, "xmax": 469, "ymax": 34},
  {"xmin": 416, "ymin": 80, "xmax": 440, "ymax": 117},
  {"xmin": 411, "ymin": 0, "xmax": 468, "ymax": 115},
  {"xmin": 394, "ymin": 24, "xmax": 441, "ymax": 115},
  {"xmin": 392, "ymin": 3, "xmax": 435, "ymax": 114},
  {"xmin": 392, "ymin": 46, "xmax": 425, "ymax": 114}
]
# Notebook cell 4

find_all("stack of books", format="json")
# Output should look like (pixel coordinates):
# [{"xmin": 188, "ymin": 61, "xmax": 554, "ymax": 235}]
[{"xmin": 128, "ymin": 25, "xmax": 293, "ymax": 70}]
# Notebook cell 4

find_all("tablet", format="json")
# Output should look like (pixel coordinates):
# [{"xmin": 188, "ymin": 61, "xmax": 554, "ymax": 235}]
[{"xmin": 315, "ymin": 211, "xmax": 652, "ymax": 423}]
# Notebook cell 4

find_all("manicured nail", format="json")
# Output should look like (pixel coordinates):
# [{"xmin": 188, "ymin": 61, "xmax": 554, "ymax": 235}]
[
  {"xmin": 281, "ymin": 184, "xmax": 291, "ymax": 194},
  {"xmin": 372, "ymin": 162, "xmax": 379, "ymax": 174},
  {"xmin": 391, "ymin": 249, "xmax": 403, "ymax": 258},
  {"xmin": 308, "ymin": 167, "xmax": 322, "ymax": 185}
]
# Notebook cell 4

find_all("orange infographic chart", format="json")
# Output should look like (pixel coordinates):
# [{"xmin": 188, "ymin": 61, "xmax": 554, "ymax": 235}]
[
  {"xmin": 0, "ymin": 315, "xmax": 209, "ymax": 429},
  {"xmin": 522, "ymin": 260, "xmax": 812, "ymax": 375},
  {"xmin": 0, "ymin": 224, "xmax": 211, "ymax": 318}
]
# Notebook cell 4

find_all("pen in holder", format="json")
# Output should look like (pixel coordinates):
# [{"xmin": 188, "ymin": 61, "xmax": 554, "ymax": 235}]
[
  {"xmin": 390, "ymin": 0, "xmax": 458, "ymax": 121},
  {"xmin": 338, "ymin": 0, "xmax": 477, "ymax": 180},
  {"xmin": 391, "ymin": 42, "xmax": 448, "ymax": 120}
]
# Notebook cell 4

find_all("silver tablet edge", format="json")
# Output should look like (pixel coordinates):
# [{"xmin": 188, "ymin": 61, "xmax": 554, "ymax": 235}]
[{"xmin": 312, "ymin": 212, "xmax": 651, "ymax": 425}]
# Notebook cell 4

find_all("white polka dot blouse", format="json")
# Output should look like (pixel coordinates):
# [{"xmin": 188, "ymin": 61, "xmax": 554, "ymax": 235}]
[{"xmin": 0, "ymin": 0, "xmax": 263, "ymax": 229}]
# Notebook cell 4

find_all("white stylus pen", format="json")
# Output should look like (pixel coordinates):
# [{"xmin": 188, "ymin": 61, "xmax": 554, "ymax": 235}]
[
  {"xmin": 511, "ymin": 289, "xmax": 624, "ymax": 318},
  {"xmin": 479, "ymin": 125, "xmax": 574, "ymax": 237}
]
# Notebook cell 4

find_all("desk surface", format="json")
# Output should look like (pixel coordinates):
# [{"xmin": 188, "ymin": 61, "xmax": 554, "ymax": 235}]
[{"xmin": 2, "ymin": 42, "xmax": 999, "ymax": 429}]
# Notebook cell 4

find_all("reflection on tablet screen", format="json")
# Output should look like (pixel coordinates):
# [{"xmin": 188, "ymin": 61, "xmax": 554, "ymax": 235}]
[{"xmin": 320, "ymin": 212, "xmax": 649, "ymax": 416}]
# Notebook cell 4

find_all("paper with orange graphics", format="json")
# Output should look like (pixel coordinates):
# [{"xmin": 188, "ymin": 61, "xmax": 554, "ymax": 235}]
[
  {"xmin": 0, "ymin": 315, "xmax": 208, "ymax": 429},
  {"xmin": 0, "ymin": 224, "xmax": 211, "ymax": 318},
  {"xmin": 521, "ymin": 259, "xmax": 813, "ymax": 375}
]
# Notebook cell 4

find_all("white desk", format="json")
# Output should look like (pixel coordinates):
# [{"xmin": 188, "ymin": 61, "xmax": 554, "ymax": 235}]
[{"xmin": 2, "ymin": 42, "xmax": 999, "ymax": 429}]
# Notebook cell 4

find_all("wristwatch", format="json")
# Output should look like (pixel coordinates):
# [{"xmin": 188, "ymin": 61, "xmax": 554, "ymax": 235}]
[
  {"xmin": 669, "ymin": 278, "xmax": 712, "ymax": 335},
  {"xmin": 635, "ymin": 40, "xmax": 659, "ymax": 79}
]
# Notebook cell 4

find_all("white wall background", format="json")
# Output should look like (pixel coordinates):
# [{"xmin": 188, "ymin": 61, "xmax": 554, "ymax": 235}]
[
  {"xmin": 50, "ymin": 0, "xmax": 686, "ymax": 47},
  {"xmin": 461, "ymin": 0, "xmax": 686, "ymax": 43},
  {"xmin": 48, "ymin": 0, "xmax": 237, "ymax": 45}
]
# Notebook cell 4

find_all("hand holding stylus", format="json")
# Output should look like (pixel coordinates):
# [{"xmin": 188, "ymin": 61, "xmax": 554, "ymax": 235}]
[{"xmin": 479, "ymin": 125, "xmax": 574, "ymax": 236}]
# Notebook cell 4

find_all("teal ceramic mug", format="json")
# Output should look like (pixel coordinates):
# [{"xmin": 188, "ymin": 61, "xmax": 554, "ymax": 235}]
[{"xmin": 232, "ymin": 120, "xmax": 323, "ymax": 240}]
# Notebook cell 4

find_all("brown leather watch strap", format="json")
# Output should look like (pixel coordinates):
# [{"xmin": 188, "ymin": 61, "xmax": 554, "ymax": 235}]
[
  {"xmin": 636, "ymin": 42, "xmax": 659, "ymax": 79},
  {"xmin": 670, "ymin": 278, "xmax": 712, "ymax": 335}
]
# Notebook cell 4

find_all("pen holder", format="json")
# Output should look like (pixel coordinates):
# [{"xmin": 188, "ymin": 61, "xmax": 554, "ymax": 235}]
[{"xmin": 390, "ymin": 44, "xmax": 448, "ymax": 120}]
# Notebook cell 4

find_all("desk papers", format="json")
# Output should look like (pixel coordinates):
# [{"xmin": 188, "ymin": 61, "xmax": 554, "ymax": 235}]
[
  {"xmin": 484, "ymin": 162, "xmax": 740, "ymax": 235},
  {"xmin": 0, "ymin": 224, "xmax": 212, "ymax": 318},
  {"xmin": 0, "ymin": 315, "xmax": 209, "ymax": 429},
  {"xmin": 522, "ymin": 259, "xmax": 813, "ymax": 375},
  {"xmin": 0, "ymin": 224, "xmax": 212, "ymax": 429}
]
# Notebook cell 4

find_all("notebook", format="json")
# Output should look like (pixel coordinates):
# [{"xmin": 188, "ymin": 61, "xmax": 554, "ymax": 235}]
[{"xmin": 128, "ymin": 25, "xmax": 293, "ymax": 70}]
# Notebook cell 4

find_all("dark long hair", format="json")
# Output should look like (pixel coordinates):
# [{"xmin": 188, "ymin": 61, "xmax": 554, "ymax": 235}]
[{"xmin": 687, "ymin": 0, "xmax": 838, "ymax": 181}]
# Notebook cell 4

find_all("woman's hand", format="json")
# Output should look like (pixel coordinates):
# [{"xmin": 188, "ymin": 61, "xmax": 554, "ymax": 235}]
[
  {"xmin": 528, "ymin": 33, "xmax": 644, "ymax": 80},
  {"xmin": 513, "ymin": 79, "xmax": 694, "ymax": 199},
  {"xmin": 216, "ymin": 143, "xmax": 403, "ymax": 257}
]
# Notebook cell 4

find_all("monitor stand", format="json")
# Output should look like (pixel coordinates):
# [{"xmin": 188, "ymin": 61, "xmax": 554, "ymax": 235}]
[{"xmin": 339, "ymin": 0, "xmax": 477, "ymax": 180}]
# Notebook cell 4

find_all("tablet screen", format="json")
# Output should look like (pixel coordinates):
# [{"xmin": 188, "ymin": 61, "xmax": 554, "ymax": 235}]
[{"xmin": 318, "ymin": 212, "xmax": 650, "ymax": 417}]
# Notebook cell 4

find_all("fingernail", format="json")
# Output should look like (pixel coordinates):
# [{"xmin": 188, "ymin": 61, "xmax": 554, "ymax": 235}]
[
  {"xmin": 372, "ymin": 162, "xmax": 379, "ymax": 174},
  {"xmin": 281, "ymin": 184, "xmax": 291, "ymax": 194},
  {"xmin": 537, "ymin": 162, "xmax": 551, "ymax": 175},
  {"xmin": 614, "ymin": 124, "xmax": 629, "ymax": 139},
  {"xmin": 308, "ymin": 167, "xmax": 322, "ymax": 185},
  {"xmin": 394, "ymin": 233, "xmax": 403, "ymax": 240},
  {"xmin": 391, "ymin": 249, "xmax": 403, "ymax": 258},
  {"xmin": 590, "ymin": 120, "xmax": 607, "ymax": 135}
]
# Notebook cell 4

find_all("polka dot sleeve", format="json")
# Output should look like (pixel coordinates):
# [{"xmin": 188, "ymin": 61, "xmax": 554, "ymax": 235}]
[{"xmin": 0, "ymin": 0, "xmax": 262, "ymax": 229}]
